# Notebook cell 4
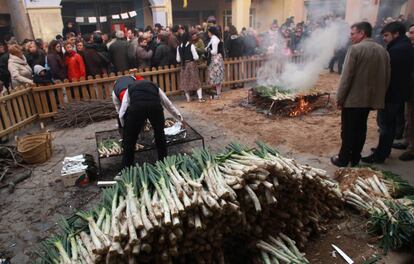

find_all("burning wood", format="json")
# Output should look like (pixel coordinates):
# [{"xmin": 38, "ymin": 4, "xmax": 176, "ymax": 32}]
[
  {"xmin": 246, "ymin": 87, "xmax": 331, "ymax": 117},
  {"xmin": 289, "ymin": 96, "xmax": 312, "ymax": 117}
]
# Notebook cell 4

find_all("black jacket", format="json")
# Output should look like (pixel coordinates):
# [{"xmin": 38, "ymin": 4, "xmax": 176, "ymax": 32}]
[
  {"xmin": 153, "ymin": 43, "xmax": 170, "ymax": 68},
  {"xmin": 242, "ymin": 35, "xmax": 257, "ymax": 56},
  {"xmin": 25, "ymin": 50, "xmax": 46, "ymax": 70},
  {"xmin": 34, "ymin": 70, "xmax": 53, "ymax": 85},
  {"xmin": 128, "ymin": 80, "xmax": 160, "ymax": 105},
  {"xmin": 386, "ymin": 36, "xmax": 414, "ymax": 103},
  {"xmin": 0, "ymin": 52, "xmax": 10, "ymax": 88},
  {"xmin": 410, "ymin": 44, "xmax": 414, "ymax": 103},
  {"xmin": 226, "ymin": 35, "xmax": 244, "ymax": 58},
  {"xmin": 47, "ymin": 52, "xmax": 67, "ymax": 81},
  {"xmin": 127, "ymin": 37, "xmax": 139, "ymax": 68},
  {"xmin": 109, "ymin": 38, "xmax": 130, "ymax": 73},
  {"xmin": 83, "ymin": 43, "xmax": 109, "ymax": 76}
]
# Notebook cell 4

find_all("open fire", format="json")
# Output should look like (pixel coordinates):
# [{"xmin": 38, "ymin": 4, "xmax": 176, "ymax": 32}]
[
  {"xmin": 245, "ymin": 87, "xmax": 331, "ymax": 117},
  {"xmin": 288, "ymin": 97, "xmax": 312, "ymax": 117}
]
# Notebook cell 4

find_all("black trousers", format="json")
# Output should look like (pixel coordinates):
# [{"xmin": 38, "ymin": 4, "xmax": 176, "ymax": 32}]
[
  {"xmin": 329, "ymin": 49, "xmax": 346, "ymax": 74},
  {"xmin": 374, "ymin": 102, "xmax": 402, "ymax": 160},
  {"xmin": 122, "ymin": 102, "xmax": 167, "ymax": 168},
  {"xmin": 395, "ymin": 102, "xmax": 405, "ymax": 139},
  {"xmin": 338, "ymin": 108, "xmax": 370, "ymax": 164}
]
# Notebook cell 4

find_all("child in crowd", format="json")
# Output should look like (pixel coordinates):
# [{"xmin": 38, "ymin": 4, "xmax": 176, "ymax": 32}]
[{"xmin": 33, "ymin": 65, "xmax": 53, "ymax": 85}]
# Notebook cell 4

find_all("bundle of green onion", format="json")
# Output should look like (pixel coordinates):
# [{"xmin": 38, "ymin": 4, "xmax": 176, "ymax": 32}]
[
  {"xmin": 339, "ymin": 168, "xmax": 414, "ymax": 253},
  {"xmin": 98, "ymin": 139, "xmax": 144, "ymax": 158},
  {"xmin": 256, "ymin": 233, "xmax": 310, "ymax": 264},
  {"xmin": 36, "ymin": 142, "xmax": 343, "ymax": 263},
  {"xmin": 254, "ymin": 86, "xmax": 296, "ymax": 101}
]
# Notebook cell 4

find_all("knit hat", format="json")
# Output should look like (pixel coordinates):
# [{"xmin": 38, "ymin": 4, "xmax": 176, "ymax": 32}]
[
  {"xmin": 34, "ymin": 65, "xmax": 46, "ymax": 75},
  {"xmin": 207, "ymin": 16, "xmax": 216, "ymax": 24}
]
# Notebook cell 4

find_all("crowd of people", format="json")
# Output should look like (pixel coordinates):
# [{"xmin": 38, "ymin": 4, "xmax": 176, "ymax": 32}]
[
  {"xmin": 0, "ymin": 15, "xmax": 318, "ymax": 98},
  {"xmin": 0, "ymin": 11, "xmax": 413, "ymax": 161}
]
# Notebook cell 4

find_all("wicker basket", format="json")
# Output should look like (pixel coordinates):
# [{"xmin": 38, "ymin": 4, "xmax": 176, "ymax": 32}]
[{"xmin": 17, "ymin": 132, "xmax": 52, "ymax": 164}]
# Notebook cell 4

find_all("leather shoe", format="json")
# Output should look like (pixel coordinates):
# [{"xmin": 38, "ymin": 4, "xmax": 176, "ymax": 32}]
[
  {"xmin": 361, "ymin": 154, "xmax": 384, "ymax": 164},
  {"xmin": 330, "ymin": 155, "xmax": 348, "ymax": 167},
  {"xmin": 392, "ymin": 142, "xmax": 408, "ymax": 150},
  {"xmin": 369, "ymin": 148, "xmax": 389, "ymax": 158},
  {"xmin": 350, "ymin": 161, "xmax": 359, "ymax": 167},
  {"xmin": 399, "ymin": 151, "xmax": 414, "ymax": 161}
]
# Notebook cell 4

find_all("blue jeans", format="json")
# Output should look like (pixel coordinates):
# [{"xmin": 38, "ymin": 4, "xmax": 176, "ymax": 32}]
[{"xmin": 374, "ymin": 102, "xmax": 403, "ymax": 160}]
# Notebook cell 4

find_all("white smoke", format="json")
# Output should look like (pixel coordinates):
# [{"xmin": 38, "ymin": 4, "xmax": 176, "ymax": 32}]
[{"xmin": 257, "ymin": 19, "xmax": 350, "ymax": 92}]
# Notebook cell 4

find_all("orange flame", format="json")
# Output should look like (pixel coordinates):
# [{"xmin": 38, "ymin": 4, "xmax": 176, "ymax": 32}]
[{"xmin": 289, "ymin": 97, "xmax": 311, "ymax": 117}]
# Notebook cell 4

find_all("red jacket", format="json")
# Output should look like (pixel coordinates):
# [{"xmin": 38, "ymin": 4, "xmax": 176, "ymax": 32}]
[{"xmin": 65, "ymin": 50, "xmax": 86, "ymax": 81}]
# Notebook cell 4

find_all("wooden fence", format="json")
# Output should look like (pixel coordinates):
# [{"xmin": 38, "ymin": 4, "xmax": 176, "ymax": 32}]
[
  {"xmin": 0, "ymin": 55, "xmax": 304, "ymax": 138},
  {"xmin": 0, "ymin": 87, "xmax": 38, "ymax": 138}
]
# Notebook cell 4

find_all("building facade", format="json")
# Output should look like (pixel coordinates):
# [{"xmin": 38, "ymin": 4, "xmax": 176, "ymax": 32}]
[
  {"xmin": 0, "ymin": 0, "xmax": 413, "ymax": 42},
  {"xmin": 0, "ymin": 0, "xmax": 173, "ymax": 41}
]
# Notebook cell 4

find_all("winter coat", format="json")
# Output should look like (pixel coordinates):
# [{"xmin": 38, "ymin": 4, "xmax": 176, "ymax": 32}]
[
  {"xmin": 409, "ymin": 44, "xmax": 414, "ymax": 103},
  {"xmin": 25, "ymin": 50, "xmax": 46, "ymax": 70},
  {"xmin": 193, "ymin": 39, "xmax": 205, "ymax": 59},
  {"xmin": 0, "ymin": 52, "xmax": 10, "ymax": 88},
  {"xmin": 8, "ymin": 54, "xmax": 33, "ymax": 88},
  {"xmin": 65, "ymin": 50, "xmax": 86, "ymax": 81},
  {"xmin": 385, "ymin": 36, "xmax": 414, "ymax": 103},
  {"xmin": 47, "ymin": 52, "xmax": 67, "ymax": 81},
  {"xmin": 153, "ymin": 43, "xmax": 170, "ymax": 67},
  {"xmin": 337, "ymin": 38, "xmax": 390, "ymax": 109},
  {"xmin": 168, "ymin": 34, "xmax": 179, "ymax": 65},
  {"xmin": 127, "ymin": 37, "xmax": 139, "ymax": 68},
  {"xmin": 242, "ymin": 35, "xmax": 257, "ymax": 56},
  {"xmin": 109, "ymin": 38, "xmax": 129, "ymax": 73},
  {"xmin": 136, "ymin": 45, "xmax": 153, "ymax": 69},
  {"xmin": 82, "ymin": 43, "xmax": 108, "ymax": 77},
  {"xmin": 290, "ymin": 34, "xmax": 302, "ymax": 52},
  {"xmin": 95, "ymin": 43, "xmax": 111, "ymax": 65},
  {"xmin": 199, "ymin": 31, "xmax": 210, "ymax": 46},
  {"xmin": 33, "ymin": 65, "xmax": 53, "ymax": 85},
  {"xmin": 226, "ymin": 35, "xmax": 244, "ymax": 58}
]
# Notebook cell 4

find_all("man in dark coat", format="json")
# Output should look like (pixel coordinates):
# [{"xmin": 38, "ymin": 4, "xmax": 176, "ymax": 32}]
[
  {"xmin": 127, "ymin": 29, "xmax": 139, "ymax": 68},
  {"xmin": 168, "ymin": 28, "xmax": 180, "ymax": 65},
  {"xmin": 83, "ymin": 33, "xmax": 109, "ymax": 76},
  {"xmin": 226, "ymin": 25, "xmax": 244, "ymax": 58},
  {"xmin": 362, "ymin": 22, "xmax": 414, "ymax": 163},
  {"xmin": 153, "ymin": 32, "xmax": 170, "ymax": 67},
  {"xmin": 242, "ymin": 30, "xmax": 257, "ymax": 56},
  {"xmin": 62, "ymin": 21, "xmax": 79, "ymax": 39},
  {"xmin": 0, "ymin": 50, "xmax": 10, "ymax": 92},
  {"xmin": 109, "ymin": 31, "xmax": 130, "ymax": 73},
  {"xmin": 136, "ymin": 36, "xmax": 153, "ymax": 69},
  {"xmin": 399, "ymin": 24, "xmax": 414, "ymax": 161},
  {"xmin": 25, "ymin": 41, "xmax": 46, "ymax": 70}
]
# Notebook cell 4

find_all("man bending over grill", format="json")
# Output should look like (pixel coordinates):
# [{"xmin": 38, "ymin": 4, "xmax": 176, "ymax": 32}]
[{"xmin": 113, "ymin": 76, "xmax": 185, "ymax": 168}]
